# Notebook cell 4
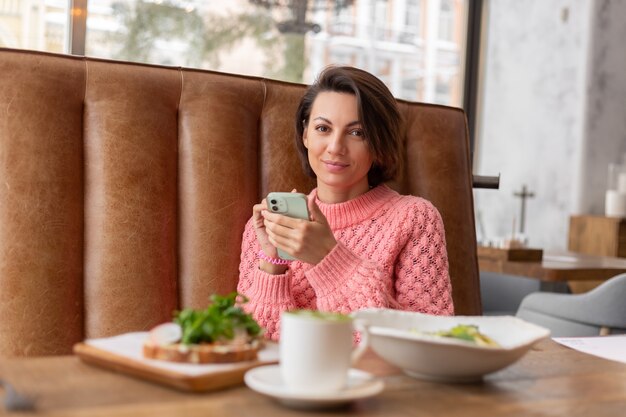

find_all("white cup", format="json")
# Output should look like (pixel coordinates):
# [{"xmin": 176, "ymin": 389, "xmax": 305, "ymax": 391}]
[
  {"xmin": 605, "ymin": 189, "xmax": 626, "ymax": 217},
  {"xmin": 279, "ymin": 310, "xmax": 368, "ymax": 394}
]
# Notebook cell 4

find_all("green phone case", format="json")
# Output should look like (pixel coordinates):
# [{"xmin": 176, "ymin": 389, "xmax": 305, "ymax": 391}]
[{"xmin": 266, "ymin": 192, "xmax": 310, "ymax": 260}]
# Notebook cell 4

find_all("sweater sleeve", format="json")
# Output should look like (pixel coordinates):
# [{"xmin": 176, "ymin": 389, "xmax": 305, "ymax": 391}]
[
  {"xmin": 237, "ymin": 218, "xmax": 298, "ymax": 340},
  {"xmin": 304, "ymin": 242, "xmax": 395, "ymax": 313},
  {"xmin": 394, "ymin": 200, "xmax": 454, "ymax": 315}
]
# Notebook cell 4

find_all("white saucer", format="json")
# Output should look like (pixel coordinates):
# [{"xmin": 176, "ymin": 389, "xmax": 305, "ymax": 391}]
[{"xmin": 244, "ymin": 365, "xmax": 384, "ymax": 409}]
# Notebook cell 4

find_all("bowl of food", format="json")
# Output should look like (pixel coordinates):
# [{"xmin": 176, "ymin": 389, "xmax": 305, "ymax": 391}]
[{"xmin": 352, "ymin": 308, "xmax": 550, "ymax": 383}]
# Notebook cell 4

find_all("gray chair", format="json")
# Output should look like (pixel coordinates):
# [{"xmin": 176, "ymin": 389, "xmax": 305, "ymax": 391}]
[
  {"xmin": 516, "ymin": 273, "xmax": 626, "ymax": 337},
  {"xmin": 480, "ymin": 272, "xmax": 541, "ymax": 316}
]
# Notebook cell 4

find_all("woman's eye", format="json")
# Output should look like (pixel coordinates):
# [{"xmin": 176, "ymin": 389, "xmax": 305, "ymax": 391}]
[
  {"xmin": 349, "ymin": 129, "xmax": 364, "ymax": 137},
  {"xmin": 315, "ymin": 125, "xmax": 329, "ymax": 133}
]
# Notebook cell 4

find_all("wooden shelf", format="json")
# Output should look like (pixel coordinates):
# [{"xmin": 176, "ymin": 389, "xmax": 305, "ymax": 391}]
[{"xmin": 569, "ymin": 215, "xmax": 626, "ymax": 258}]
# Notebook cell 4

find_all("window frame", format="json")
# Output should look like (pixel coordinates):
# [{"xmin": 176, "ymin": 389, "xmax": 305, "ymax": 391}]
[
  {"xmin": 462, "ymin": 0, "xmax": 483, "ymax": 164},
  {"xmin": 68, "ymin": 0, "xmax": 87, "ymax": 55}
]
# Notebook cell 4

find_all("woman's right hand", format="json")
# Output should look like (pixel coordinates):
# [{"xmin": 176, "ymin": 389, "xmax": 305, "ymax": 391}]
[{"xmin": 252, "ymin": 199, "xmax": 289, "ymax": 275}]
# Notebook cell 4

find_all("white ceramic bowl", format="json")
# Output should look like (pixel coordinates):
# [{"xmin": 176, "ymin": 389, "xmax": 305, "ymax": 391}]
[{"xmin": 352, "ymin": 308, "xmax": 550, "ymax": 383}]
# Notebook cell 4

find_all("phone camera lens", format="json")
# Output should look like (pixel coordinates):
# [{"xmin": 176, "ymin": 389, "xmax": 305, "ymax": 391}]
[
  {"xmin": 272, "ymin": 206, "xmax": 278, "ymax": 211},
  {"xmin": 270, "ymin": 199, "xmax": 277, "ymax": 204}
]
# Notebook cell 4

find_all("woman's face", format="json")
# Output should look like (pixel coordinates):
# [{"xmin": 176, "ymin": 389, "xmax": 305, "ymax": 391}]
[{"xmin": 303, "ymin": 92, "xmax": 374, "ymax": 203}]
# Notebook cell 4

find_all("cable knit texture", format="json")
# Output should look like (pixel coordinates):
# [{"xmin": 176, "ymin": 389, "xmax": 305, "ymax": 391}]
[{"xmin": 237, "ymin": 185, "xmax": 454, "ymax": 340}]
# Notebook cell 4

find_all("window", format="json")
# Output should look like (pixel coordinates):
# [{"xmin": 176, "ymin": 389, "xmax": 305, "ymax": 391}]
[
  {"xmin": 0, "ymin": 0, "xmax": 70, "ymax": 52},
  {"xmin": 402, "ymin": 0, "xmax": 421, "ymax": 44},
  {"xmin": 434, "ymin": 75, "xmax": 451, "ymax": 104},
  {"xmin": 85, "ymin": 0, "xmax": 230, "ymax": 68},
  {"xmin": 329, "ymin": 0, "xmax": 354, "ymax": 36},
  {"xmin": 401, "ymin": 77, "xmax": 419, "ymax": 101},
  {"xmin": 3, "ymin": 0, "xmax": 471, "ymax": 108},
  {"xmin": 438, "ymin": 0, "xmax": 454, "ymax": 42},
  {"xmin": 373, "ymin": 0, "xmax": 388, "ymax": 42}
]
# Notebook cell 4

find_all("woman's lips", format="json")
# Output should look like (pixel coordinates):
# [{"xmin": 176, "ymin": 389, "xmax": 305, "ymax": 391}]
[{"xmin": 323, "ymin": 160, "xmax": 349, "ymax": 173}]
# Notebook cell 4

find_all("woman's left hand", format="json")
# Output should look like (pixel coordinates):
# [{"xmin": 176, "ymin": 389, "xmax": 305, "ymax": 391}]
[{"xmin": 262, "ymin": 193, "xmax": 337, "ymax": 265}]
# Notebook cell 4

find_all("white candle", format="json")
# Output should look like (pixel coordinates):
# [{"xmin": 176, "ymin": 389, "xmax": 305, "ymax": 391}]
[
  {"xmin": 617, "ymin": 172, "xmax": 626, "ymax": 193},
  {"xmin": 605, "ymin": 190, "xmax": 626, "ymax": 217}
]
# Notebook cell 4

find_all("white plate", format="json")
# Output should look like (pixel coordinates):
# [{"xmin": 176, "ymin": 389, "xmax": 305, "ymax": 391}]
[{"xmin": 244, "ymin": 365, "xmax": 384, "ymax": 409}]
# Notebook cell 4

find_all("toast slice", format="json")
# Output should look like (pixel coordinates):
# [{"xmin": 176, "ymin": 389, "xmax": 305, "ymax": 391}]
[{"xmin": 142, "ymin": 339, "xmax": 262, "ymax": 364}]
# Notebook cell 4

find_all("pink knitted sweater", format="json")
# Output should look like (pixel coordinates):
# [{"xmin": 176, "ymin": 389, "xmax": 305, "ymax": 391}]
[{"xmin": 237, "ymin": 185, "xmax": 454, "ymax": 340}]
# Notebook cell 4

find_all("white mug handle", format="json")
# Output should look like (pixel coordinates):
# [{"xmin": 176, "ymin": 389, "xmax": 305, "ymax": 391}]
[{"xmin": 350, "ymin": 318, "xmax": 370, "ymax": 365}]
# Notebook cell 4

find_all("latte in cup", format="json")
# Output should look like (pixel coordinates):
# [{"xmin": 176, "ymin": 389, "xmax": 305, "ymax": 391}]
[{"xmin": 279, "ymin": 310, "xmax": 368, "ymax": 394}]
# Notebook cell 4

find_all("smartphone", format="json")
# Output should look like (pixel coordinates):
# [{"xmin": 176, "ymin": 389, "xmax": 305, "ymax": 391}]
[{"xmin": 266, "ymin": 192, "xmax": 310, "ymax": 260}]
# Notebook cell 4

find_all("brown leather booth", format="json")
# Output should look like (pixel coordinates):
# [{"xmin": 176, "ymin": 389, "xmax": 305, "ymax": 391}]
[{"xmin": 0, "ymin": 48, "xmax": 481, "ymax": 356}]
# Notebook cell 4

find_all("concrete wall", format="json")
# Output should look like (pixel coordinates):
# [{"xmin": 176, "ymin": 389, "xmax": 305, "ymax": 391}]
[{"xmin": 474, "ymin": 0, "xmax": 626, "ymax": 250}]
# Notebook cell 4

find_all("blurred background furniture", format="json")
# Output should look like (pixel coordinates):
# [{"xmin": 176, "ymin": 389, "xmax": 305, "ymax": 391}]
[
  {"xmin": 480, "ymin": 249, "xmax": 626, "ymax": 291},
  {"xmin": 481, "ymin": 216, "xmax": 626, "ymax": 315},
  {"xmin": 480, "ymin": 272, "xmax": 540, "ymax": 316},
  {"xmin": 569, "ymin": 215, "xmax": 626, "ymax": 258},
  {"xmin": 568, "ymin": 214, "xmax": 626, "ymax": 292},
  {"xmin": 479, "ymin": 250, "xmax": 626, "ymax": 315},
  {"xmin": 0, "ymin": 47, "xmax": 481, "ymax": 356},
  {"xmin": 516, "ymin": 273, "xmax": 626, "ymax": 337},
  {"xmin": 478, "ymin": 251, "xmax": 626, "ymax": 284}
]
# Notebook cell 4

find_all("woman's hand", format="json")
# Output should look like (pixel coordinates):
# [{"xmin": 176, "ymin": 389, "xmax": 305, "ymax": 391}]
[
  {"xmin": 252, "ymin": 198, "xmax": 274, "ymax": 254},
  {"xmin": 252, "ymin": 198, "xmax": 289, "ymax": 274},
  {"xmin": 262, "ymin": 193, "xmax": 337, "ymax": 265}
]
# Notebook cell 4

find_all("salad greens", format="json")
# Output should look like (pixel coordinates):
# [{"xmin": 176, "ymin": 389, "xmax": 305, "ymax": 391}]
[
  {"xmin": 174, "ymin": 292, "xmax": 262, "ymax": 345},
  {"xmin": 431, "ymin": 324, "xmax": 500, "ymax": 347}
]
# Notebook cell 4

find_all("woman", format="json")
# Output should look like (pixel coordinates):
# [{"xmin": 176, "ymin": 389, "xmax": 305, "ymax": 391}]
[{"xmin": 237, "ymin": 66, "xmax": 453, "ymax": 340}]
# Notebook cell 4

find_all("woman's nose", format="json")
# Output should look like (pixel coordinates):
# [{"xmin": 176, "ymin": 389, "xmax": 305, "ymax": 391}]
[{"xmin": 327, "ymin": 133, "xmax": 346, "ymax": 155}]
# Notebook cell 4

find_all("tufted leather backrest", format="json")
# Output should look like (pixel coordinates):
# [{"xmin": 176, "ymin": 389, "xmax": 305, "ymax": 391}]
[{"xmin": 0, "ymin": 48, "xmax": 480, "ymax": 356}]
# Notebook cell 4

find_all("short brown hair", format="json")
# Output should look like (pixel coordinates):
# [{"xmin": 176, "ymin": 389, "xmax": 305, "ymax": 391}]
[{"xmin": 295, "ymin": 66, "xmax": 402, "ymax": 186}]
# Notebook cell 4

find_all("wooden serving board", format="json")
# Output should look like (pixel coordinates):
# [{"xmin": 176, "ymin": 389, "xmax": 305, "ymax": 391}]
[
  {"xmin": 477, "ymin": 246, "xmax": 543, "ymax": 262},
  {"xmin": 73, "ymin": 333, "xmax": 278, "ymax": 392}
]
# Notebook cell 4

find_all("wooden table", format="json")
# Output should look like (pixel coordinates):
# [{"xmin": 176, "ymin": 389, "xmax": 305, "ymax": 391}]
[
  {"xmin": 478, "ymin": 250, "xmax": 626, "ymax": 292},
  {"xmin": 1, "ymin": 340, "xmax": 625, "ymax": 416}
]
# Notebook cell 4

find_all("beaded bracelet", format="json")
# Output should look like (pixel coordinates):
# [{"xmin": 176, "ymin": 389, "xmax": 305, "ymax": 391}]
[{"xmin": 258, "ymin": 250, "xmax": 291, "ymax": 265}]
